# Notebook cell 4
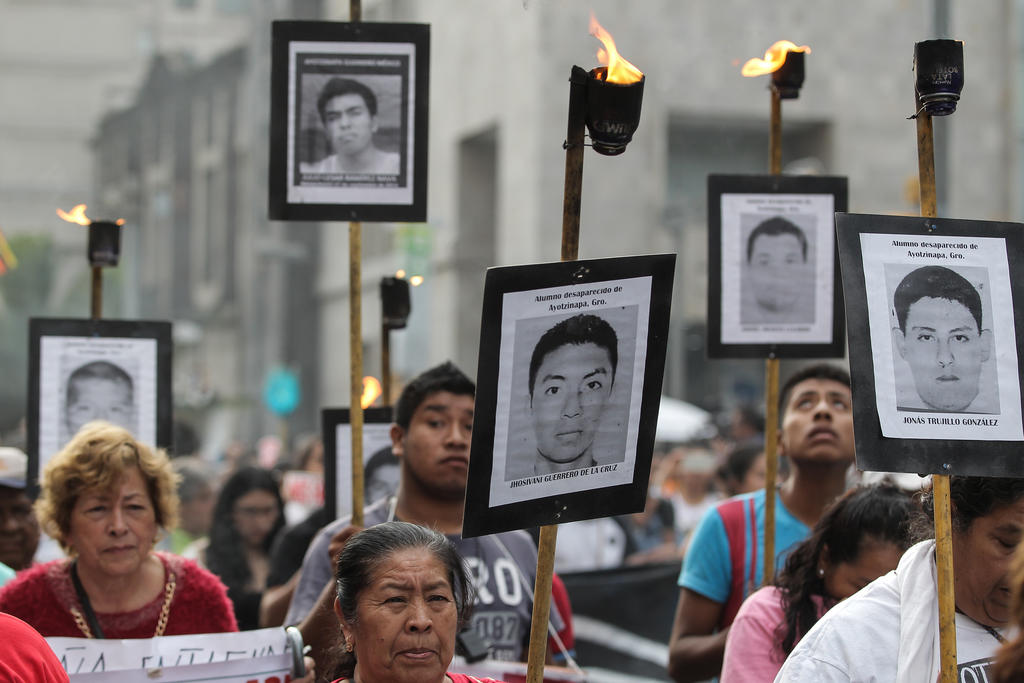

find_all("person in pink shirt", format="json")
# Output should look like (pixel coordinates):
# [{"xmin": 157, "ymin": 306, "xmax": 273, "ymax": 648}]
[{"xmin": 720, "ymin": 484, "xmax": 914, "ymax": 683}]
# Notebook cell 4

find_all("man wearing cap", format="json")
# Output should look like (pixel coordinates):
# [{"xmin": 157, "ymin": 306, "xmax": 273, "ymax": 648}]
[{"xmin": 0, "ymin": 447, "xmax": 41, "ymax": 583}]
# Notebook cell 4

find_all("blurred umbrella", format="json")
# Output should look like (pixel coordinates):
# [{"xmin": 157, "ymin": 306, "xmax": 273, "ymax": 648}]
[{"xmin": 656, "ymin": 396, "xmax": 713, "ymax": 443}]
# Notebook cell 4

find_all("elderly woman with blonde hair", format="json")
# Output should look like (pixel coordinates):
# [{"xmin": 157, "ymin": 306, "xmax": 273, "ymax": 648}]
[{"xmin": 0, "ymin": 421, "xmax": 238, "ymax": 638}]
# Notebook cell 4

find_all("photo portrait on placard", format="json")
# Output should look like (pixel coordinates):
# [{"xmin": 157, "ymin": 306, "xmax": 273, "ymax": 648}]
[
  {"xmin": 37, "ymin": 336, "xmax": 158, "ymax": 471},
  {"xmin": 269, "ymin": 22, "xmax": 429, "ymax": 222},
  {"xmin": 322, "ymin": 407, "xmax": 394, "ymax": 520},
  {"xmin": 288, "ymin": 42, "xmax": 412, "ymax": 205},
  {"xmin": 488, "ymin": 277, "xmax": 651, "ymax": 508},
  {"xmin": 860, "ymin": 232, "xmax": 1023, "ymax": 441},
  {"xmin": 720, "ymin": 192, "xmax": 835, "ymax": 345}
]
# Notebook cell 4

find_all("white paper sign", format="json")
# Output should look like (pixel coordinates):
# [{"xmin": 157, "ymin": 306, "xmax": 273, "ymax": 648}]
[
  {"xmin": 66, "ymin": 655, "xmax": 291, "ymax": 683},
  {"xmin": 860, "ymin": 232, "xmax": 1023, "ymax": 440},
  {"xmin": 287, "ymin": 41, "xmax": 416, "ymax": 207},
  {"xmin": 488, "ymin": 276, "xmax": 651, "ymax": 507},
  {"xmin": 720, "ymin": 192, "xmax": 836, "ymax": 344},
  {"xmin": 38, "ymin": 335, "xmax": 158, "ymax": 468},
  {"xmin": 334, "ymin": 420, "xmax": 394, "ymax": 517},
  {"xmin": 47, "ymin": 628, "xmax": 288, "ymax": 675}
]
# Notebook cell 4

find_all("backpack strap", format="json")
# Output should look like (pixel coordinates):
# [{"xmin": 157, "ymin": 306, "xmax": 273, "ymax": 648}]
[{"xmin": 717, "ymin": 496, "xmax": 757, "ymax": 628}]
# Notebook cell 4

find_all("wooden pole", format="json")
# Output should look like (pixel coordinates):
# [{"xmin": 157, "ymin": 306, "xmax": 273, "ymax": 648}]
[
  {"xmin": 917, "ymin": 114, "xmax": 938, "ymax": 217},
  {"xmin": 769, "ymin": 88, "xmax": 782, "ymax": 176},
  {"xmin": 525, "ymin": 66, "xmax": 588, "ymax": 683},
  {"xmin": 762, "ymin": 357, "xmax": 779, "ymax": 583},
  {"xmin": 762, "ymin": 85, "xmax": 783, "ymax": 585},
  {"xmin": 346, "ymin": 0, "xmax": 365, "ymax": 528},
  {"xmin": 90, "ymin": 266, "xmax": 103, "ymax": 320},
  {"xmin": 349, "ymin": 221, "xmax": 365, "ymax": 527},
  {"xmin": 560, "ymin": 67, "xmax": 587, "ymax": 262},
  {"xmin": 917, "ymin": 110, "xmax": 956, "ymax": 683}
]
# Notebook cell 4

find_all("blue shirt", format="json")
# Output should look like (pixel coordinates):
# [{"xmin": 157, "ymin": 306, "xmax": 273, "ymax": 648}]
[
  {"xmin": 0, "ymin": 561, "xmax": 15, "ymax": 588},
  {"xmin": 679, "ymin": 489, "xmax": 809, "ymax": 604}
]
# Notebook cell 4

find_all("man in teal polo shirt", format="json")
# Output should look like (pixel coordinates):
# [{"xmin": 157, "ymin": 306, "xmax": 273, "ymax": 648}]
[{"xmin": 667, "ymin": 364, "xmax": 855, "ymax": 682}]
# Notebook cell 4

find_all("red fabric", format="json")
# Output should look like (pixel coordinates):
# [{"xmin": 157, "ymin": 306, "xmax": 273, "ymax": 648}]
[
  {"xmin": 0, "ymin": 552, "xmax": 238, "ymax": 638},
  {"xmin": 548, "ymin": 572, "xmax": 575, "ymax": 653},
  {"xmin": 0, "ymin": 612, "xmax": 69, "ymax": 682},
  {"xmin": 718, "ymin": 496, "xmax": 755, "ymax": 629}
]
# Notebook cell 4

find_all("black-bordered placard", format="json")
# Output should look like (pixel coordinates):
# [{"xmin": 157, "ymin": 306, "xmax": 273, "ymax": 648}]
[
  {"xmin": 322, "ymin": 406, "xmax": 396, "ymax": 521},
  {"xmin": 463, "ymin": 254, "xmax": 675, "ymax": 538},
  {"xmin": 707, "ymin": 174, "xmax": 848, "ymax": 359},
  {"xmin": 837, "ymin": 213, "xmax": 1024, "ymax": 476},
  {"xmin": 28, "ymin": 318, "xmax": 172, "ymax": 488},
  {"xmin": 269, "ymin": 21, "xmax": 429, "ymax": 222}
]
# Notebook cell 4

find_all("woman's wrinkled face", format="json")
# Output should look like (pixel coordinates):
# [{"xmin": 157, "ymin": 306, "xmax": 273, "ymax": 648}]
[
  {"xmin": 337, "ymin": 548, "xmax": 457, "ymax": 683},
  {"xmin": 67, "ymin": 466, "xmax": 157, "ymax": 579},
  {"xmin": 952, "ymin": 499, "xmax": 1024, "ymax": 627}
]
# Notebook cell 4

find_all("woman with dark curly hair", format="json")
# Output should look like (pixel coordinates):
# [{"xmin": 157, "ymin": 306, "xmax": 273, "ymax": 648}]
[
  {"xmin": 777, "ymin": 476, "xmax": 1024, "ymax": 682},
  {"xmin": 199, "ymin": 466, "xmax": 285, "ymax": 630},
  {"xmin": 720, "ymin": 484, "xmax": 913, "ymax": 682}
]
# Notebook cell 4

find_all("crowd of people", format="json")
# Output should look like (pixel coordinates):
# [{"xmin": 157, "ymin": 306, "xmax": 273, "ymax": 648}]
[{"xmin": 2, "ymin": 360, "xmax": 1024, "ymax": 683}]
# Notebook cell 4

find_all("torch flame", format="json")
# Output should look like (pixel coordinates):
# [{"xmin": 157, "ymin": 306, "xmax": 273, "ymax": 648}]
[
  {"xmin": 589, "ymin": 13, "xmax": 643, "ymax": 84},
  {"xmin": 361, "ymin": 376, "xmax": 382, "ymax": 409},
  {"xmin": 57, "ymin": 204, "xmax": 91, "ymax": 226},
  {"xmin": 57, "ymin": 204, "xmax": 125, "ymax": 226},
  {"xmin": 741, "ymin": 40, "xmax": 811, "ymax": 77}
]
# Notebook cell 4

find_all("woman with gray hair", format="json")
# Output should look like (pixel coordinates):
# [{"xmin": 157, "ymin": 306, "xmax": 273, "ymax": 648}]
[{"xmin": 325, "ymin": 521, "xmax": 507, "ymax": 683}]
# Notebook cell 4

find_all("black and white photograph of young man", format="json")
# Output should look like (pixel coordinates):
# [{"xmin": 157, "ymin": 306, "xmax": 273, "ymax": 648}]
[
  {"xmin": 889, "ymin": 264, "xmax": 996, "ymax": 414},
  {"xmin": 859, "ymin": 231, "xmax": 1023, "ymax": 441},
  {"xmin": 37, "ymin": 335, "xmax": 158, "ymax": 470},
  {"xmin": 507, "ymin": 312, "xmax": 625, "ymax": 481},
  {"xmin": 741, "ymin": 215, "xmax": 815, "ymax": 325},
  {"xmin": 298, "ymin": 74, "xmax": 403, "ymax": 179},
  {"xmin": 284, "ymin": 39, "xmax": 416, "ymax": 208},
  {"xmin": 487, "ymin": 276, "xmax": 652, "ymax": 508},
  {"xmin": 719, "ymin": 192, "xmax": 835, "ymax": 345},
  {"xmin": 61, "ymin": 358, "xmax": 139, "ymax": 444}
]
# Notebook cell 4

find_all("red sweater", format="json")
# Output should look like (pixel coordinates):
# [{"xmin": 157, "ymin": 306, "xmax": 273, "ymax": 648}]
[{"xmin": 0, "ymin": 552, "xmax": 238, "ymax": 638}]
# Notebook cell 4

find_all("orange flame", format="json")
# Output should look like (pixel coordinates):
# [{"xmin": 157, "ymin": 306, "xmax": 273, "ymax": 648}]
[
  {"xmin": 741, "ymin": 40, "xmax": 811, "ymax": 77},
  {"xmin": 361, "ymin": 376, "xmax": 382, "ymax": 409},
  {"xmin": 57, "ymin": 204, "xmax": 91, "ymax": 226},
  {"xmin": 56, "ymin": 204, "xmax": 125, "ymax": 226},
  {"xmin": 589, "ymin": 13, "xmax": 643, "ymax": 84}
]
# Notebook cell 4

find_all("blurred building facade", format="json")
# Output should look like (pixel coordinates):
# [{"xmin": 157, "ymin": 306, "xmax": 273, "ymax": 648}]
[{"xmin": 8, "ymin": 0, "xmax": 1024, "ymax": 449}]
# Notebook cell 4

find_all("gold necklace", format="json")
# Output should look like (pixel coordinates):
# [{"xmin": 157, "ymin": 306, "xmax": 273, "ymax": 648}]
[{"xmin": 70, "ymin": 570, "xmax": 177, "ymax": 638}]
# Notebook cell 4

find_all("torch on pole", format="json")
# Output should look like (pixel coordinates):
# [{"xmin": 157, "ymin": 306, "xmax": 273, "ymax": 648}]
[
  {"xmin": 741, "ymin": 40, "xmax": 808, "ymax": 585},
  {"xmin": 913, "ymin": 38, "xmax": 964, "ymax": 683},
  {"xmin": 526, "ymin": 16, "xmax": 644, "ymax": 683},
  {"xmin": 380, "ymin": 275, "xmax": 411, "ymax": 406},
  {"xmin": 56, "ymin": 205, "xmax": 124, "ymax": 320}
]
